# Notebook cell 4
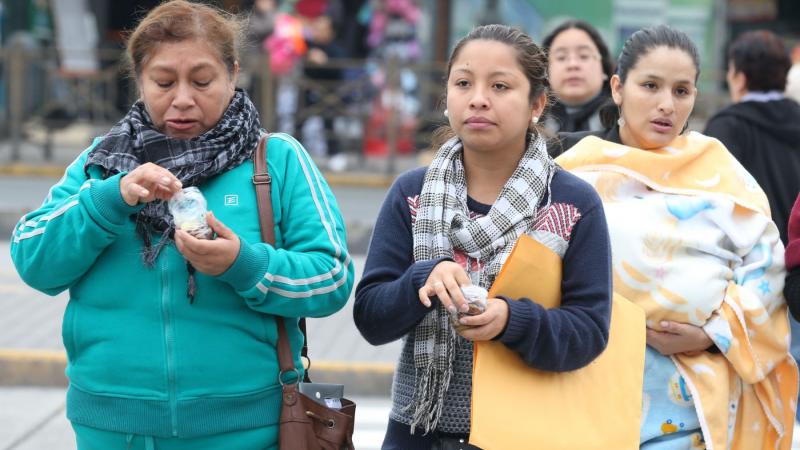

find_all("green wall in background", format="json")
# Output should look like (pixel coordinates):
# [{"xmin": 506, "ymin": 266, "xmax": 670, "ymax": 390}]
[
  {"xmin": 454, "ymin": 0, "xmax": 724, "ymax": 89},
  {"xmin": 528, "ymin": 0, "xmax": 613, "ymax": 25}
]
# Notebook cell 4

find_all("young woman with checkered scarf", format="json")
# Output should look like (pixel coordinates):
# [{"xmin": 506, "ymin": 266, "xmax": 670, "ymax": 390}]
[{"xmin": 354, "ymin": 24, "xmax": 612, "ymax": 450}]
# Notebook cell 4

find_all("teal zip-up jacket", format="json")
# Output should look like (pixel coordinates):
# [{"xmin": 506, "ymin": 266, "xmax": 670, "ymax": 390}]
[{"xmin": 10, "ymin": 133, "xmax": 354, "ymax": 439}]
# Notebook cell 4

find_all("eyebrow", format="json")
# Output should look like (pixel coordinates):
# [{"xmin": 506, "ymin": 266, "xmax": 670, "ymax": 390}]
[
  {"xmin": 551, "ymin": 45, "xmax": 594, "ymax": 53},
  {"xmin": 451, "ymin": 67, "xmax": 518, "ymax": 78},
  {"xmin": 641, "ymin": 73, "xmax": 694, "ymax": 84},
  {"xmin": 148, "ymin": 61, "xmax": 217, "ymax": 74}
]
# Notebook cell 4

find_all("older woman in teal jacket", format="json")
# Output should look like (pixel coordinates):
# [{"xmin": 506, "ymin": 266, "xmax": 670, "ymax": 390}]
[{"xmin": 9, "ymin": 1, "xmax": 353, "ymax": 449}]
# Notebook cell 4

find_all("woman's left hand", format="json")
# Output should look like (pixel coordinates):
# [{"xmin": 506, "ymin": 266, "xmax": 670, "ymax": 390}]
[
  {"xmin": 646, "ymin": 321, "xmax": 713, "ymax": 356},
  {"xmin": 175, "ymin": 211, "xmax": 240, "ymax": 276},
  {"xmin": 456, "ymin": 298, "xmax": 509, "ymax": 341}
]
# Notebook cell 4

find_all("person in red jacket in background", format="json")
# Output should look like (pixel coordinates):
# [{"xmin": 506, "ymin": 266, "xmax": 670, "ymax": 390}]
[{"xmin": 785, "ymin": 193, "xmax": 800, "ymax": 320}]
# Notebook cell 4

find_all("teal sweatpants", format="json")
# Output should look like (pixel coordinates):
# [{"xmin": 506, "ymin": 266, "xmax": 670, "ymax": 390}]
[{"xmin": 72, "ymin": 423, "xmax": 278, "ymax": 450}]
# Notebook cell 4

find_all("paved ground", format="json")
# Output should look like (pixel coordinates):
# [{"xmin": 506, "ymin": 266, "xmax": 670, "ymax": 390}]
[
  {"xmin": 0, "ymin": 387, "xmax": 391, "ymax": 450},
  {"xmin": 0, "ymin": 243, "xmax": 403, "ymax": 386},
  {"xmin": 0, "ymin": 243, "xmax": 399, "ymax": 362}
]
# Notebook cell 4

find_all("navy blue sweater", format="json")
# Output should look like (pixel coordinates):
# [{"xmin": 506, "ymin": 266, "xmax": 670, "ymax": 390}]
[{"xmin": 353, "ymin": 167, "xmax": 612, "ymax": 372}]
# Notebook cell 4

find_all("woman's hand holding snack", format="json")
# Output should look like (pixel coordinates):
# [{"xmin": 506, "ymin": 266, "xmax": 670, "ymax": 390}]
[
  {"xmin": 418, "ymin": 261, "xmax": 471, "ymax": 313},
  {"xmin": 120, "ymin": 163, "xmax": 182, "ymax": 206},
  {"xmin": 457, "ymin": 297, "xmax": 509, "ymax": 341}
]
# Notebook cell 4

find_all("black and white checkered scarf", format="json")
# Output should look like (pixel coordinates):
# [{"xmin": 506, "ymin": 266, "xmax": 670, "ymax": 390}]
[
  {"xmin": 407, "ymin": 133, "xmax": 555, "ymax": 433},
  {"xmin": 85, "ymin": 88, "xmax": 262, "ymax": 268}
]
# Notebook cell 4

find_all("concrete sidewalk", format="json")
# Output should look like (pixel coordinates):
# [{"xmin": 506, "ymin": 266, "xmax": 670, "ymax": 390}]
[
  {"xmin": 0, "ymin": 246, "xmax": 401, "ymax": 394},
  {"xmin": 0, "ymin": 387, "xmax": 391, "ymax": 450}
]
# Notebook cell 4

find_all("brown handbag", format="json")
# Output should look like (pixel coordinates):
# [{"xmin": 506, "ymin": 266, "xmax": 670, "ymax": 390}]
[{"xmin": 252, "ymin": 135, "xmax": 357, "ymax": 450}]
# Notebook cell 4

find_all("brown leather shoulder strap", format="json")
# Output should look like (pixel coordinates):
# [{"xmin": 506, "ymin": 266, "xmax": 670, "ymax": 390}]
[
  {"xmin": 253, "ymin": 135, "xmax": 275, "ymax": 245},
  {"xmin": 252, "ymin": 135, "xmax": 309, "ymax": 379}
]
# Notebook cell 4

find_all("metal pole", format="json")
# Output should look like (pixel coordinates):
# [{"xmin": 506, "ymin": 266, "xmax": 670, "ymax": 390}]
[
  {"xmin": 8, "ymin": 43, "xmax": 25, "ymax": 161},
  {"xmin": 260, "ymin": 53, "xmax": 276, "ymax": 131},
  {"xmin": 434, "ymin": 0, "xmax": 451, "ymax": 63},
  {"xmin": 385, "ymin": 56, "xmax": 400, "ymax": 175},
  {"xmin": 481, "ymin": 0, "xmax": 502, "ymax": 25}
]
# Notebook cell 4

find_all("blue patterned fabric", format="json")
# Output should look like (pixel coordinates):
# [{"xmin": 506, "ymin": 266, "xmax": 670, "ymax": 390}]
[{"xmin": 640, "ymin": 346, "xmax": 706, "ymax": 450}]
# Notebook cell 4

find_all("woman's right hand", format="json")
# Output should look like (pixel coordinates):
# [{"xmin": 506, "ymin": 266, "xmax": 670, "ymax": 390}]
[
  {"xmin": 120, "ymin": 163, "xmax": 183, "ymax": 206},
  {"xmin": 646, "ymin": 321, "xmax": 713, "ymax": 356},
  {"xmin": 418, "ymin": 261, "xmax": 471, "ymax": 314}
]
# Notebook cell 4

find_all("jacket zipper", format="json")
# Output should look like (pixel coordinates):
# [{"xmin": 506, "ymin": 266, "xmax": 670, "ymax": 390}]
[{"xmin": 161, "ymin": 258, "xmax": 178, "ymax": 436}]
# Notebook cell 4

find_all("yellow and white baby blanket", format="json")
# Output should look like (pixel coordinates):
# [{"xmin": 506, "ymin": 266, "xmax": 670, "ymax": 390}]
[{"xmin": 557, "ymin": 132, "xmax": 798, "ymax": 450}]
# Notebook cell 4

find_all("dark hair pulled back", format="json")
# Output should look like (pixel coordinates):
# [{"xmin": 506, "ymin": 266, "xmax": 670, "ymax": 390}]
[
  {"xmin": 599, "ymin": 25, "xmax": 700, "ymax": 128},
  {"xmin": 432, "ymin": 24, "xmax": 549, "ymax": 150}
]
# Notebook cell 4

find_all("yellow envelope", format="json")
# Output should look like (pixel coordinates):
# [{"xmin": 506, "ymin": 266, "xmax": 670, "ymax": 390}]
[{"xmin": 470, "ymin": 234, "xmax": 646, "ymax": 450}]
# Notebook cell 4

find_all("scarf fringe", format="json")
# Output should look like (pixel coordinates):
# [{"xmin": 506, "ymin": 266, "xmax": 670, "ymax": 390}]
[
  {"xmin": 406, "ymin": 309, "xmax": 457, "ymax": 435},
  {"xmin": 406, "ymin": 363, "xmax": 454, "ymax": 435},
  {"xmin": 140, "ymin": 226, "xmax": 172, "ymax": 268},
  {"xmin": 187, "ymin": 262, "xmax": 197, "ymax": 303}
]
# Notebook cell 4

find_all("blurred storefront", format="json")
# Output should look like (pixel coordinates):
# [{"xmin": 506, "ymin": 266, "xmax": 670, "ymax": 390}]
[
  {"xmin": 4, "ymin": 0, "xmax": 800, "ymax": 88},
  {"xmin": 447, "ymin": 0, "xmax": 720, "ymax": 89},
  {"xmin": 1, "ymin": 0, "xmax": 799, "ymax": 163},
  {"xmin": 443, "ymin": 0, "xmax": 800, "ymax": 90}
]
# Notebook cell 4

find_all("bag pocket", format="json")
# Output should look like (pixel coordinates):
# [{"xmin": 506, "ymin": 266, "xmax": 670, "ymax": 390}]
[{"xmin": 280, "ymin": 383, "xmax": 356, "ymax": 450}]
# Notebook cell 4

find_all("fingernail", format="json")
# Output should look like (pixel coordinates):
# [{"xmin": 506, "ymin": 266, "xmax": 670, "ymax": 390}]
[
  {"xmin": 660, "ymin": 321, "xmax": 669, "ymax": 328},
  {"xmin": 447, "ymin": 306, "xmax": 458, "ymax": 315},
  {"xmin": 460, "ymin": 304, "xmax": 469, "ymax": 313},
  {"xmin": 161, "ymin": 176, "xmax": 171, "ymax": 184},
  {"xmin": 459, "ymin": 318, "xmax": 468, "ymax": 325},
  {"xmin": 174, "ymin": 181, "xmax": 182, "ymax": 189}
]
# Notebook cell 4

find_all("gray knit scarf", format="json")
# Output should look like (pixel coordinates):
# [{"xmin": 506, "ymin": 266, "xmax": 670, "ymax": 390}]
[
  {"xmin": 84, "ymin": 89, "xmax": 262, "ymax": 298},
  {"xmin": 408, "ymin": 133, "xmax": 555, "ymax": 434}
]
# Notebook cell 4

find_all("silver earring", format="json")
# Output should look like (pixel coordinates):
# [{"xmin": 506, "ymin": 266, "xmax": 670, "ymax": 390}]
[
  {"xmin": 532, "ymin": 116, "xmax": 539, "ymax": 124},
  {"xmin": 617, "ymin": 106, "xmax": 625, "ymax": 127},
  {"xmin": 443, "ymin": 109, "xmax": 448, "ymax": 118}
]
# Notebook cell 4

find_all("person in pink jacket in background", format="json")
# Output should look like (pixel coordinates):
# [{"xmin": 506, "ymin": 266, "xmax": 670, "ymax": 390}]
[{"xmin": 785, "ymin": 193, "xmax": 800, "ymax": 320}]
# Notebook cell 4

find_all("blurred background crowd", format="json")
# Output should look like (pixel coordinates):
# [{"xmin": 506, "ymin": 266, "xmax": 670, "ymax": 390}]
[{"xmin": 0, "ymin": 0, "xmax": 799, "ymax": 174}]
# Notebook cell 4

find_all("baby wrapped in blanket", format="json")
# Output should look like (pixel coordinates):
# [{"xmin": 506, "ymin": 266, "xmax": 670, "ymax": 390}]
[{"xmin": 558, "ymin": 132, "xmax": 798, "ymax": 450}]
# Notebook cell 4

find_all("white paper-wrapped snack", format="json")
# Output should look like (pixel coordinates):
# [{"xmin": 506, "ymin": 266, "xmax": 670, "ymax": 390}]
[
  {"xmin": 450, "ymin": 284, "xmax": 488, "ymax": 330},
  {"xmin": 168, "ymin": 187, "xmax": 213, "ymax": 239}
]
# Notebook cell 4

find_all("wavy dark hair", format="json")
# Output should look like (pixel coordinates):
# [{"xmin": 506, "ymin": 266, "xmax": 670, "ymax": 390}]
[
  {"xmin": 432, "ymin": 24, "xmax": 549, "ymax": 150},
  {"xmin": 600, "ymin": 25, "xmax": 700, "ymax": 128}
]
